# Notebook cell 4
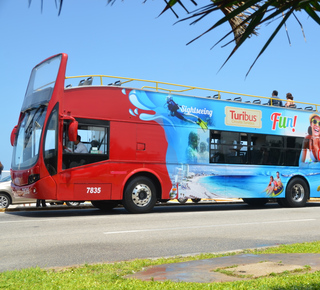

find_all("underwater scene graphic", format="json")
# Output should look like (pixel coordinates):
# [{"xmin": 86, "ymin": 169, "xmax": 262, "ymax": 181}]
[{"xmin": 126, "ymin": 89, "xmax": 320, "ymax": 200}]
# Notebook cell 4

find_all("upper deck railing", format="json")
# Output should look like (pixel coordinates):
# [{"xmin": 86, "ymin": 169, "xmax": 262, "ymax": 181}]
[{"xmin": 65, "ymin": 75, "xmax": 319, "ymax": 112}]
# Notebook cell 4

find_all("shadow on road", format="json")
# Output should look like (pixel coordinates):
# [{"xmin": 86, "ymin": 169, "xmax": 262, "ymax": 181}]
[{"xmin": 4, "ymin": 201, "xmax": 320, "ymax": 218}]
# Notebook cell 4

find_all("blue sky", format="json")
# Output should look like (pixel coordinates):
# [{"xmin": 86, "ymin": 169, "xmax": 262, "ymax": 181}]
[{"xmin": 1, "ymin": 0, "xmax": 320, "ymax": 172}]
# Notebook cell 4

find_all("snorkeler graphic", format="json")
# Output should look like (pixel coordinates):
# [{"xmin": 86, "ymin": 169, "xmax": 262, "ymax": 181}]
[{"xmin": 166, "ymin": 96, "xmax": 208, "ymax": 131}]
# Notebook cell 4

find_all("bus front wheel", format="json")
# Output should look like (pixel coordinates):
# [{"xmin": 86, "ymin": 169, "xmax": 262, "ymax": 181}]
[
  {"xmin": 123, "ymin": 177, "xmax": 157, "ymax": 214},
  {"xmin": 282, "ymin": 178, "xmax": 308, "ymax": 207}
]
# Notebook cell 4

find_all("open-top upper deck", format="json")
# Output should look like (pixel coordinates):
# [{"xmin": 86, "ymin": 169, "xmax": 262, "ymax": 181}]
[{"xmin": 65, "ymin": 74, "xmax": 319, "ymax": 112}]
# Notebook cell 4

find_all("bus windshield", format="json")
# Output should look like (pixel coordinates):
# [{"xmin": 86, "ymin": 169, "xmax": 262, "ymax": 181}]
[
  {"xmin": 21, "ymin": 54, "xmax": 62, "ymax": 112},
  {"xmin": 12, "ymin": 106, "xmax": 47, "ymax": 170}
]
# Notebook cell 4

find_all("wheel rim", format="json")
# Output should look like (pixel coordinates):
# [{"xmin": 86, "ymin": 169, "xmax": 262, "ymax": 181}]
[
  {"xmin": 0, "ymin": 196, "xmax": 9, "ymax": 208},
  {"xmin": 131, "ymin": 184, "xmax": 152, "ymax": 207},
  {"xmin": 291, "ymin": 184, "xmax": 305, "ymax": 202},
  {"xmin": 178, "ymin": 197, "xmax": 188, "ymax": 204},
  {"xmin": 67, "ymin": 202, "xmax": 80, "ymax": 206}
]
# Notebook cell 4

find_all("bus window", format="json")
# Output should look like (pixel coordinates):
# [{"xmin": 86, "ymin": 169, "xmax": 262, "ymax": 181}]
[
  {"xmin": 43, "ymin": 104, "xmax": 58, "ymax": 175},
  {"xmin": 285, "ymin": 137, "xmax": 304, "ymax": 166},
  {"xmin": 267, "ymin": 135, "xmax": 284, "ymax": 165},
  {"xmin": 211, "ymin": 130, "xmax": 302, "ymax": 167},
  {"xmin": 62, "ymin": 119, "xmax": 109, "ymax": 169},
  {"xmin": 210, "ymin": 131, "xmax": 248, "ymax": 164}
]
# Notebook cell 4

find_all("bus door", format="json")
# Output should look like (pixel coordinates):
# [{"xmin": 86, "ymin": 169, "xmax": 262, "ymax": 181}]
[
  {"xmin": 59, "ymin": 118, "xmax": 110, "ymax": 201},
  {"xmin": 42, "ymin": 105, "xmax": 59, "ymax": 199}
]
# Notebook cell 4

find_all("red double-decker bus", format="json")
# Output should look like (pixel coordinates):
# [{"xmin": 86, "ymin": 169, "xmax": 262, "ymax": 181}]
[{"xmin": 10, "ymin": 53, "xmax": 320, "ymax": 213}]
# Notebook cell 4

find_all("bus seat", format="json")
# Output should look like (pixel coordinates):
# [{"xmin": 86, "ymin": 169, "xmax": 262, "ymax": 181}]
[
  {"xmin": 207, "ymin": 94, "xmax": 219, "ymax": 99},
  {"xmin": 108, "ymin": 80, "xmax": 121, "ymax": 86},
  {"xmin": 78, "ymin": 79, "xmax": 85, "ymax": 86},
  {"xmin": 83, "ymin": 77, "xmax": 93, "ymax": 86},
  {"xmin": 89, "ymin": 140, "xmax": 100, "ymax": 153},
  {"xmin": 245, "ymin": 101, "xmax": 251, "ymax": 103},
  {"xmin": 66, "ymin": 84, "xmax": 72, "ymax": 88},
  {"xmin": 234, "ymin": 97, "xmax": 242, "ymax": 102},
  {"xmin": 253, "ymin": 99, "xmax": 261, "ymax": 104},
  {"xmin": 305, "ymin": 106, "xmax": 313, "ymax": 110}
]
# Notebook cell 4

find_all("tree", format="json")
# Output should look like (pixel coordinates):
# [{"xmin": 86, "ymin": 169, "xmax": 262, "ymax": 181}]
[{"xmin": 30, "ymin": 0, "xmax": 320, "ymax": 75}]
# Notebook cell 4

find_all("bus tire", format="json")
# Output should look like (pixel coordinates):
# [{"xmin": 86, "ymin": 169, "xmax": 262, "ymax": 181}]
[
  {"xmin": 242, "ymin": 198, "xmax": 268, "ymax": 206},
  {"xmin": 277, "ymin": 198, "xmax": 287, "ymax": 207},
  {"xmin": 66, "ymin": 201, "xmax": 81, "ymax": 207},
  {"xmin": 123, "ymin": 177, "xmax": 157, "ymax": 214},
  {"xmin": 283, "ymin": 178, "xmax": 308, "ymax": 207},
  {"xmin": 91, "ymin": 200, "xmax": 118, "ymax": 211}
]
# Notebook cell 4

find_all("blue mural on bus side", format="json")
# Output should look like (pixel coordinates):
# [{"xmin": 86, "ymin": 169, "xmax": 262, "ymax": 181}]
[{"xmin": 126, "ymin": 89, "xmax": 320, "ymax": 200}]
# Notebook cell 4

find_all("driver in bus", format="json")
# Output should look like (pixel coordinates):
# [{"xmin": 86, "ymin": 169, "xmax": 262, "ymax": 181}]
[{"xmin": 64, "ymin": 135, "xmax": 88, "ymax": 153}]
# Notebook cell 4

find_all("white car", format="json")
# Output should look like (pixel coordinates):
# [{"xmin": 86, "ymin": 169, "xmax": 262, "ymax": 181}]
[
  {"xmin": 0, "ymin": 176, "xmax": 83, "ymax": 209},
  {"xmin": 0, "ymin": 176, "xmax": 37, "ymax": 208}
]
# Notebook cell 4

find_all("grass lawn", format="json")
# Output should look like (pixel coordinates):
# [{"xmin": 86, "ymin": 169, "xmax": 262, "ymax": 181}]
[{"xmin": 1, "ymin": 241, "xmax": 320, "ymax": 289}]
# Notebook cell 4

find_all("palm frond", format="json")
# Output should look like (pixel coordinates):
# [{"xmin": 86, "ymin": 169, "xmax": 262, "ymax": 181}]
[
  {"xmin": 246, "ymin": 7, "xmax": 295, "ymax": 76},
  {"xmin": 28, "ymin": 0, "xmax": 320, "ymax": 75}
]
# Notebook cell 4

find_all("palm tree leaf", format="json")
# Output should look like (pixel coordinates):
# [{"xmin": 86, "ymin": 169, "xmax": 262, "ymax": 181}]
[
  {"xmin": 212, "ymin": 4, "xmax": 272, "ymax": 49},
  {"xmin": 58, "ymin": 0, "xmax": 63, "ymax": 15},
  {"xmin": 189, "ymin": 0, "xmax": 260, "ymax": 27},
  {"xmin": 217, "ymin": 0, "xmax": 298, "ymax": 73},
  {"xmin": 304, "ymin": 3, "xmax": 320, "ymax": 25},
  {"xmin": 309, "ymin": 1, "xmax": 320, "ymax": 11},
  {"xmin": 246, "ymin": 7, "xmax": 295, "ymax": 77},
  {"xmin": 184, "ymin": 0, "xmax": 264, "ymax": 45},
  {"xmin": 158, "ymin": 0, "xmax": 194, "ymax": 18},
  {"xmin": 218, "ymin": 5, "xmax": 268, "ymax": 71}
]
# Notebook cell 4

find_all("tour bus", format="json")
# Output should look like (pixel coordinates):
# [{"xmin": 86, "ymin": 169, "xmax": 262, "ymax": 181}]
[{"xmin": 10, "ymin": 53, "xmax": 320, "ymax": 213}]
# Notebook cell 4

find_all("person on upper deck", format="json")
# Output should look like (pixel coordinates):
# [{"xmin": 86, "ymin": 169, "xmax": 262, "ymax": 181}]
[
  {"xmin": 285, "ymin": 93, "xmax": 295, "ymax": 108},
  {"xmin": 268, "ymin": 90, "xmax": 283, "ymax": 106}
]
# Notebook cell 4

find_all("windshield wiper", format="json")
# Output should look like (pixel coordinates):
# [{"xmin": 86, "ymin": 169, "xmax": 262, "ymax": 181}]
[{"xmin": 24, "ymin": 105, "xmax": 46, "ymax": 136}]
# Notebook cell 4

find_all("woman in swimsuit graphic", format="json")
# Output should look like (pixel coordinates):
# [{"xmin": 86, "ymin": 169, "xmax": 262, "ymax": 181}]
[
  {"xmin": 262, "ymin": 176, "xmax": 275, "ymax": 195},
  {"xmin": 301, "ymin": 114, "xmax": 320, "ymax": 163}
]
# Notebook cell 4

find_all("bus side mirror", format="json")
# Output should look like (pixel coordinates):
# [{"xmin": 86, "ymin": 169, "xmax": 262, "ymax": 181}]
[
  {"xmin": 10, "ymin": 125, "xmax": 18, "ymax": 146},
  {"xmin": 68, "ymin": 121, "xmax": 78, "ymax": 142}
]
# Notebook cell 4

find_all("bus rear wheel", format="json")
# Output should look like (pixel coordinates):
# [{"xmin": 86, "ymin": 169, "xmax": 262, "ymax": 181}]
[
  {"xmin": 91, "ymin": 200, "xmax": 118, "ymax": 211},
  {"xmin": 123, "ymin": 177, "xmax": 157, "ymax": 214},
  {"xmin": 281, "ymin": 178, "xmax": 308, "ymax": 207},
  {"xmin": 242, "ymin": 198, "xmax": 268, "ymax": 206}
]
